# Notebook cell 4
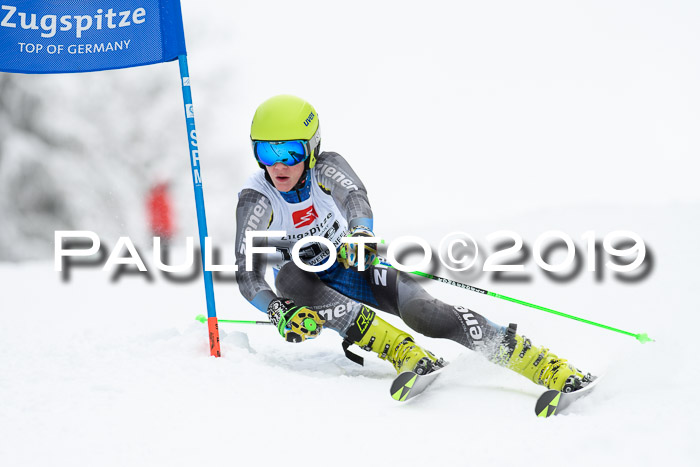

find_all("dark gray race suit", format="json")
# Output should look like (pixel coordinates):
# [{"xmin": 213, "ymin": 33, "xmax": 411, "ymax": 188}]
[{"xmin": 235, "ymin": 151, "xmax": 505, "ymax": 356}]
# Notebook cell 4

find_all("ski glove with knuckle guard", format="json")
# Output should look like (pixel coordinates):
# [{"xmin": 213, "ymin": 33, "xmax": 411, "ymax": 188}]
[
  {"xmin": 267, "ymin": 298, "xmax": 325, "ymax": 343},
  {"xmin": 339, "ymin": 226, "xmax": 379, "ymax": 269}
]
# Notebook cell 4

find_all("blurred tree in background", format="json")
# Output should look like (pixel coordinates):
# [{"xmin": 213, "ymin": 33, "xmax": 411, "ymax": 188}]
[{"xmin": 0, "ymin": 69, "xmax": 183, "ymax": 261}]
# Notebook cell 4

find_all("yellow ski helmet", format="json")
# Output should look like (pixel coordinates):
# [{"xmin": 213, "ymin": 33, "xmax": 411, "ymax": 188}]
[{"xmin": 250, "ymin": 95, "xmax": 321, "ymax": 169}]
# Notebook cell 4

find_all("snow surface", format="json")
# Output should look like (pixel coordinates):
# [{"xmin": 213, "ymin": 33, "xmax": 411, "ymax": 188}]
[
  {"xmin": 2, "ymin": 1, "xmax": 700, "ymax": 466},
  {"xmin": 1, "ymin": 203, "xmax": 698, "ymax": 466}
]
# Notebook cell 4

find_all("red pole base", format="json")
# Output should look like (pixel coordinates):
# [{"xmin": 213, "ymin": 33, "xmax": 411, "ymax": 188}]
[{"xmin": 208, "ymin": 317, "xmax": 221, "ymax": 357}]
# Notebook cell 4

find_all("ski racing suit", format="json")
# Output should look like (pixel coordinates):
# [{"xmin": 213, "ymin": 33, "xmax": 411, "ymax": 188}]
[{"xmin": 234, "ymin": 151, "xmax": 508, "ymax": 360}]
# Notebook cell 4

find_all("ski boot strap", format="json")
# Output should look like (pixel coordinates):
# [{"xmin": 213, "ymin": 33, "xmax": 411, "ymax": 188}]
[{"xmin": 341, "ymin": 306, "xmax": 377, "ymax": 366}]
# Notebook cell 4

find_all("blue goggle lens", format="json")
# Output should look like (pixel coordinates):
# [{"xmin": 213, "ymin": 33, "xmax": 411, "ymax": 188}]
[{"xmin": 254, "ymin": 140, "xmax": 308, "ymax": 166}]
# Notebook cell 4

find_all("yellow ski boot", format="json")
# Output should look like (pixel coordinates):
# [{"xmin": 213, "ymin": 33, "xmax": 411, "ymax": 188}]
[
  {"xmin": 343, "ymin": 306, "xmax": 444, "ymax": 375},
  {"xmin": 493, "ymin": 324, "xmax": 594, "ymax": 392}
]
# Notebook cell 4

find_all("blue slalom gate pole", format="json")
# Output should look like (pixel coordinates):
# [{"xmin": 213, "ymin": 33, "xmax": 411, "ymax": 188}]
[{"xmin": 178, "ymin": 55, "xmax": 221, "ymax": 357}]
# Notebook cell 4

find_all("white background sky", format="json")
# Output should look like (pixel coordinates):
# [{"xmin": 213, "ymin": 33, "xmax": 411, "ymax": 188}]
[
  {"xmin": 182, "ymin": 0, "xmax": 700, "ymax": 230},
  {"xmin": 2, "ymin": 0, "xmax": 699, "ymax": 258}
]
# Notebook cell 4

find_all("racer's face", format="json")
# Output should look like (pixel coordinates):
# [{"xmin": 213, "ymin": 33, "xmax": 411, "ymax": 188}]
[{"xmin": 266, "ymin": 161, "xmax": 305, "ymax": 192}]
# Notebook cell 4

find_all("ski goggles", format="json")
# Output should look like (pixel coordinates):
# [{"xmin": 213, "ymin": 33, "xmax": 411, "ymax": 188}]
[{"xmin": 253, "ymin": 140, "xmax": 310, "ymax": 167}]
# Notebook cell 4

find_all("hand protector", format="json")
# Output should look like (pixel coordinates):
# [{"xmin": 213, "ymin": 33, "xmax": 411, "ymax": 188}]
[
  {"xmin": 339, "ymin": 226, "xmax": 379, "ymax": 270},
  {"xmin": 267, "ymin": 298, "xmax": 325, "ymax": 343}
]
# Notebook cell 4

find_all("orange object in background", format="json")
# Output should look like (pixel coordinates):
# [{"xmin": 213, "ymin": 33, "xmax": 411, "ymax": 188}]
[{"xmin": 147, "ymin": 182, "xmax": 174, "ymax": 239}]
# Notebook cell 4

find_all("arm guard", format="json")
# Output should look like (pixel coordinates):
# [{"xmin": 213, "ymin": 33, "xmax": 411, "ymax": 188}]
[
  {"xmin": 235, "ymin": 188, "xmax": 277, "ymax": 311},
  {"xmin": 314, "ymin": 151, "xmax": 373, "ymax": 231}
]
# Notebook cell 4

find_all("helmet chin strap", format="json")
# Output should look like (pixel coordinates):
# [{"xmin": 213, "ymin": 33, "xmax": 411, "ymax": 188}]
[{"xmin": 290, "ymin": 170, "xmax": 308, "ymax": 192}]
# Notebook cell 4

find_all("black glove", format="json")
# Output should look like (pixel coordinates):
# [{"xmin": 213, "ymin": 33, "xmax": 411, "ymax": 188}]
[{"xmin": 267, "ymin": 298, "xmax": 325, "ymax": 343}]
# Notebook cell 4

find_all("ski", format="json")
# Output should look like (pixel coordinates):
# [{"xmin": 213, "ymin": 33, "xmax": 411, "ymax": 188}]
[
  {"xmin": 389, "ymin": 366, "xmax": 447, "ymax": 402},
  {"xmin": 534, "ymin": 377, "xmax": 601, "ymax": 418}
]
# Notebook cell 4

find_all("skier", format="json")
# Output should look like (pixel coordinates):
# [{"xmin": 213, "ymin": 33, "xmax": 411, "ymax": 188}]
[{"xmin": 235, "ymin": 94, "xmax": 594, "ymax": 393}]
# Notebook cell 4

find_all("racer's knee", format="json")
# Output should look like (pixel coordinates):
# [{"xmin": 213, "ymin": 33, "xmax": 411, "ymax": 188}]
[{"xmin": 275, "ymin": 262, "xmax": 322, "ymax": 301}]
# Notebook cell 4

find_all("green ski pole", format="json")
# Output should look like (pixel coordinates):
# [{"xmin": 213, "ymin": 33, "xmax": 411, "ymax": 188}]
[
  {"xmin": 195, "ymin": 314, "xmax": 272, "ymax": 326},
  {"xmin": 379, "ymin": 262, "xmax": 654, "ymax": 344}
]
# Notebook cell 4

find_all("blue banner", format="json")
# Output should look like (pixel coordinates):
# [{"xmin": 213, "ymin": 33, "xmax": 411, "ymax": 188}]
[{"xmin": 0, "ymin": 0, "xmax": 186, "ymax": 73}]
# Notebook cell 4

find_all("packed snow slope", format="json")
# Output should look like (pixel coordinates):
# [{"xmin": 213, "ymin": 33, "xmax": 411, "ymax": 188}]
[{"xmin": 1, "ymin": 204, "xmax": 698, "ymax": 467}]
